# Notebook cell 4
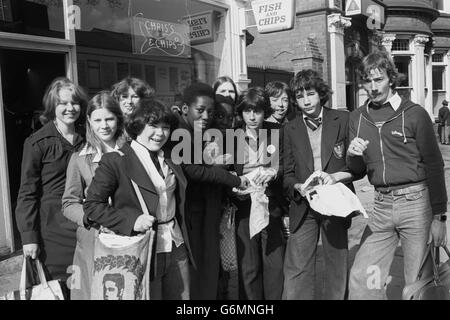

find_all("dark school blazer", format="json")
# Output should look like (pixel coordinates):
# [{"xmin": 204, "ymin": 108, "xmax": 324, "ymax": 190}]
[
  {"xmin": 283, "ymin": 107, "xmax": 355, "ymax": 233},
  {"xmin": 83, "ymin": 142, "xmax": 195, "ymax": 268}
]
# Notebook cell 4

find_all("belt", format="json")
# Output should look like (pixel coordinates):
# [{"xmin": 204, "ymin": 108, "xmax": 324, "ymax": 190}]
[
  {"xmin": 375, "ymin": 182, "xmax": 427, "ymax": 196},
  {"xmin": 155, "ymin": 217, "xmax": 175, "ymax": 225},
  {"xmin": 149, "ymin": 217, "xmax": 176, "ymax": 281}
]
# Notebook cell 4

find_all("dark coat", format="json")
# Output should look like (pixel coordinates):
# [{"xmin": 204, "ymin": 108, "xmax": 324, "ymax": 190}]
[
  {"xmin": 438, "ymin": 106, "xmax": 450, "ymax": 126},
  {"xmin": 82, "ymin": 142, "xmax": 195, "ymax": 267},
  {"xmin": 174, "ymin": 117, "xmax": 242, "ymax": 300},
  {"xmin": 15, "ymin": 121, "xmax": 84, "ymax": 280},
  {"xmin": 233, "ymin": 120, "xmax": 287, "ymax": 217},
  {"xmin": 283, "ymin": 107, "xmax": 354, "ymax": 233}
]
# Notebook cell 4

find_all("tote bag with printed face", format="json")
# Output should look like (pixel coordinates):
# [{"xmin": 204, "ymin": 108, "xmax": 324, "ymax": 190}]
[
  {"xmin": 90, "ymin": 229, "xmax": 155, "ymax": 300},
  {"xmin": 90, "ymin": 180, "xmax": 156, "ymax": 300}
]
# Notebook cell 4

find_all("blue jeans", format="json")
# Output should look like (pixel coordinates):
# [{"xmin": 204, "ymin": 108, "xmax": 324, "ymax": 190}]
[
  {"xmin": 150, "ymin": 243, "xmax": 190, "ymax": 300},
  {"xmin": 348, "ymin": 183, "xmax": 432, "ymax": 300},
  {"xmin": 282, "ymin": 210, "xmax": 349, "ymax": 300}
]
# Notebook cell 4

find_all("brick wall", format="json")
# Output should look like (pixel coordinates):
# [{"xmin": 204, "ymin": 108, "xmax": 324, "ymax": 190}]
[{"xmin": 246, "ymin": 1, "xmax": 330, "ymax": 84}]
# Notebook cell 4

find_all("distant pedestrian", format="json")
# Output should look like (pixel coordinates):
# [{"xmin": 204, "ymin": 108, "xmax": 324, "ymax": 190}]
[
  {"xmin": 347, "ymin": 50, "xmax": 448, "ymax": 300},
  {"xmin": 438, "ymin": 100, "xmax": 450, "ymax": 144}
]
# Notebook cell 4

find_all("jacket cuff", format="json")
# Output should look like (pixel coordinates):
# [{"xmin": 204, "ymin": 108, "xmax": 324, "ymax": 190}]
[{"xmin": 20, "ymin": 231, "xmax": 39, "ymax": 245}]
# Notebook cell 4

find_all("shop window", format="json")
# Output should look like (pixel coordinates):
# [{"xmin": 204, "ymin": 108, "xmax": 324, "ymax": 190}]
[
  {"xmin": 145, "ymin": 65, "xmax": 156, "ymax": 88},
  {"xmin": 433, "ymin": 67, "xmax": 445, "ymax": 91},
  {"xmin": 432, "ymin": 0, "xmax": 444, "ymax": 10},
  {"xmin": 433, "ymin": 53, "xmax": 444, "ymax": 63},
  {"xmin": 74, "ymin": 0, "xmax": 227, "ymax": 102},
  {"xmin": 393, "ymin": 56, "xmax": 411, "ymax": 87},
  {"xmin": 392, "ymin": 39, "xmax": 410, "ymax": 51},
  {"xmin": 101, "ymin": 61, "xmax": 115, "ymax": 88},
  {"xmin": 117, "ymin": 62, "xmax": 129, "ymax": 81},
  {"xmin": 0, "ymin": 0, "xmax": 65, "ymax": 38},
  {"xmin": 87, "ymin": 60, "xmax": 101, "ymax": 89},
  {"xmin": 130, "ymin": 63, "xmax": 143, "ymax": 79}
]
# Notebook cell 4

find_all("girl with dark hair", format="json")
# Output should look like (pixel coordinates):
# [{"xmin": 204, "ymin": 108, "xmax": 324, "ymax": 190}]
[
  {"xmin": 62, "ymin": 91, "xmax": 125, "ymax": 300},
  {"xmin": 213, "ymin": 76, "xmax": 241, "ymax": 127},
  {"xmin": 83, "ymin": 99, "xmax": 195, "ymax": 300},
  {"xmin": 213, "ymin": 76, "xmax": 238, "ymax": 104},
  {"xmin": 111, "ymin": 77, "xmax": 155, "ymax": 118},
  {"xmin": 16, "ymin": 77, "xmax": 87, "ymax": 287}
]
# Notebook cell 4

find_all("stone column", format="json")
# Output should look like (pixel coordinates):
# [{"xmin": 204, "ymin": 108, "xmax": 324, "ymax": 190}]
[
  {"xmin": 230, "ymin": 2, "xmax": 251, "ymax": 92},
  {"xmin": 446, "ymin": 51, "xmax": 450, "ymax": 101},
  {"xmin": 381, "ymin": 33, "xmax": 396, "ymax": 53},
  {"xmin": 327, "ymin": 13, "xmax": 351, "ymax": 109},
  {"xmin": 425, "ymin": 49, "xmax": 434, "ymax": 116},
  {"xmin": 413, "ymin": 35, "xmax": 430, "ymax": 115},
  {"xmin": 0, "ymin": 64, "xmax": 13, "ymax": 257}
]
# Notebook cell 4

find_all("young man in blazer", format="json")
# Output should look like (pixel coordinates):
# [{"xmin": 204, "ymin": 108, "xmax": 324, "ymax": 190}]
[{"xmin": 283, "ymin": 69, "xmax": 356, "ymax": 300}]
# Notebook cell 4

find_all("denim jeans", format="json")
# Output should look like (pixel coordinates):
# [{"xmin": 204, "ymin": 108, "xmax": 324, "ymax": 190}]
[
  {"xmin": 282, "ymin": 210, "xmax": 349, "ymax": 300},
  {"xmin": 348, "ymin": 184, "xmax": 432, "ymax": 300},
  {"xmin": 150, "ymin": 243, "xmax": 190, "ymax": 300}
]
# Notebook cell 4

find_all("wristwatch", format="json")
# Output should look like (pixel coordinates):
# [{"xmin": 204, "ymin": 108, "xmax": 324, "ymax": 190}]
[{"xmin": 433, "ymin": 214, "xmax": 447, "ymax": 222}]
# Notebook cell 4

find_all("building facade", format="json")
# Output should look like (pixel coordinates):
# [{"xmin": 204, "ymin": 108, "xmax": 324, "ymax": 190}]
[
  {"xmin": 0, "ymin": 0, "xmax": 449, "ymax": 256},
  {"xmin": 246, "ymin": 0, "xmax": 450, "ymax": 117},
  {"xmin": 0, "ymin": 0, "xmax": 250, "ymax": 256}
]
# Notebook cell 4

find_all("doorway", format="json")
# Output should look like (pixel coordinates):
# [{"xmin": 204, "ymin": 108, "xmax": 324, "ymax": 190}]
[{"xmin": 0, "ymin": 49, "xmax": 66, "ymax": 250}]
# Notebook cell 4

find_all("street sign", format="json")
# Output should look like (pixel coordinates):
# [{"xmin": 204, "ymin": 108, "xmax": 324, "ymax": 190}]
[
  {"xmin": 131, "ymin": 17, "xmax": 191, "ymax": 58},
  {"xmin": 182, "ymin": 11, "xmax": 215, "ymax": 45},
  {"xmin": 251, "ymin": 0, "xmax": 295, "ymax": 34},
  {"xmin": 345, "ymin": 0, "xmax": 385, "ymax": 25},
  {"xmin": 346, "ymin": 0, "xmax": 362, "ymax": 15}
]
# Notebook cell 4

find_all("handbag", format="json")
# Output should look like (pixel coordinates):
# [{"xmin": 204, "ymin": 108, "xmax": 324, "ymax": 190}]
[
  {"xmin": 90, "ymin": 180, "xmax": 156, "ymax": 300},
  {"xmin": 1, "ymin": 257, "xmax": 64, "ymax": 300},
  {"xmin": 402, "ymin": 244, "xmax": 450, "ymax": 300}
]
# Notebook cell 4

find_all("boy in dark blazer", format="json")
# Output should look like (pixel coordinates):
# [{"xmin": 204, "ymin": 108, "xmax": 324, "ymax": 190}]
[{"xmin": 283, "ymin": 69, "xmax": 356, "ymax": 300}]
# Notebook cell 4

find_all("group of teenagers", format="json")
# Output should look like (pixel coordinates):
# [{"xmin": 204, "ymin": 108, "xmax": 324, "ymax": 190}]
[{"xmin": 15, "ymin": 50, "xmax": 448, "ymax": 300}]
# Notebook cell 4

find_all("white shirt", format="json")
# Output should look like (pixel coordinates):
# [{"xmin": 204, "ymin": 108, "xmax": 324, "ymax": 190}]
[
  {"xmin": 130, "ymin": 141, "xmax": 184, "ymax": 253},
  {"xmin": 385, "ymin": 92, "xmax": 402, "ymax": 111}
]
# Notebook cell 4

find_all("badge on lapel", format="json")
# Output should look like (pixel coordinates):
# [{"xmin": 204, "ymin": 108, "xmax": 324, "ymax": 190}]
[{"xmin": 333, "ymin": 141, "xmax": 345, "ymax": 159}]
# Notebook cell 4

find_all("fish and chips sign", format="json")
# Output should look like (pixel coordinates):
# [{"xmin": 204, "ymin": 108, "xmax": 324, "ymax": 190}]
[
  {"xmin": 183, "ymin": 11, "xmax": 215, "ymax": 45},
  {"xmin": 132, "ymin": 17, "xmax": 191, "ymax": 57},
  {"xmin": 251, "ymin": 0, "xmax": 295, "ymax": 34}
]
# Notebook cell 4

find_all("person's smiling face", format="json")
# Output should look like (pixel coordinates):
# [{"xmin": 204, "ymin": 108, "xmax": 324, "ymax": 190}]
[
  {"xmin": 119, "ymin": 87, "xmax": 140, "ymax": 116},
  {"xmin": 136, "ymin": 123, "xmax": 171, "ymax": 152},
  {"xmin": 183, "ymin": 96, "xmax": 214, "ymax": 130},
  {"xmin": 269, "ymin": 92, "xmax": 289, "ymax": 121},
  {"xmin": 55, "ymin": 87, "xmax": 81, "ymax": 126}
]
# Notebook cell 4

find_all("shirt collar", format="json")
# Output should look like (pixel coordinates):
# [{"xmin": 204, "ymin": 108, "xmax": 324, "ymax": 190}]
[
  {"xmin": 302, "ymin": 108, "xmax": 323, "ymax": 122},
  {"xmin": 386, "ymin": 92, "xmax": 402, "ymax": 111},
  {"xmin": 132, "ymin": 140, "xmax": 165, "ymax": 158},
  {"xmin": 79, "ymin": 143, "xmax": 120, "ymax": 163},
  {"xmin": 245, "ymin": 127, "xmax": 259, "ymax": 141}
]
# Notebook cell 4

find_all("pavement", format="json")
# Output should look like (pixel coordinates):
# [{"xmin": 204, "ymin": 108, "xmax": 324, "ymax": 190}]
[
  {"xmin": 2, "ymin": 138, "xmax": 450, "ymax": 299},
  {"xmin": 314, "ymin": 141, "xmax": 450, "ymax": 300}
]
